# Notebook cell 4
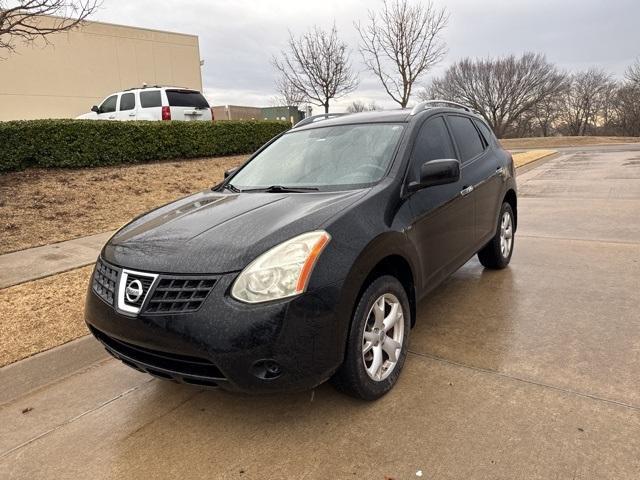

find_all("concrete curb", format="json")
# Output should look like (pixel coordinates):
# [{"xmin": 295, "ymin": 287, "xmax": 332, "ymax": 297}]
[
  {"xmin": 516, "ymin": 151, "xmax": 561, "ymax": 175},
  {"xmin": 0, "ymin": 335, "xmax": 108, "ymax": 406}
]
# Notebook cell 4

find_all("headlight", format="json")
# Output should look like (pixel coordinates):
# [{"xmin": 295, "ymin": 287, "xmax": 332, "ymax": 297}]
[{"xmin": 231, "ymin": 230, "xmax": 331, "ymax": 303}]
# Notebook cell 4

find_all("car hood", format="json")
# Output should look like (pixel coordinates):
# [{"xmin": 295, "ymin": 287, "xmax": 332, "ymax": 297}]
[{"xmin": 102, "ymin": 188, "xmax": 367, "ymax": 273}]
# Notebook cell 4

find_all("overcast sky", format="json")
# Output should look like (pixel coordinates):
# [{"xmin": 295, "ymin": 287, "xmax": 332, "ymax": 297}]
[{"xmin": 94, "ymin": 0, "xmax": 640, "ymax": 112}]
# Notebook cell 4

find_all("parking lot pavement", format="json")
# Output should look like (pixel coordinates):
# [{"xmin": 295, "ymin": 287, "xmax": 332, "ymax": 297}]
[{"xmin": 2, "ymin": 150, "xmax": 639, "ymax": 479}]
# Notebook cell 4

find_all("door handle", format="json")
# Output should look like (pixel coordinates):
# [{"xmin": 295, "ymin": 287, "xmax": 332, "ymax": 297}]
[
  {"xmin": 460, "ymin": 185, "xmax": 474, "ymax": 197},
  {"xmin": 128, "ymin": 113, "xmax": 136, "ymax": 117},
  {"xmin": 108, "ymin": 115, "xmax": 116, "ymax": 120},
  {"xmin": 496, "ymin": 166, "xmax": 506, "ymax": 177}
]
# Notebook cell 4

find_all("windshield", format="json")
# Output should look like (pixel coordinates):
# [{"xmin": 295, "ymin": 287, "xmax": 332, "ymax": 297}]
[{"xmin": 230, "ymin": 123, "xmax": 405, "ymax": 191}]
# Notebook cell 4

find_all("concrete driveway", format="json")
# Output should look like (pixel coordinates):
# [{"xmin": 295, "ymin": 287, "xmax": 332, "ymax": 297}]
[{"xmin": 2, "ymin": 149, "xmax": 639, "ymax": 479}]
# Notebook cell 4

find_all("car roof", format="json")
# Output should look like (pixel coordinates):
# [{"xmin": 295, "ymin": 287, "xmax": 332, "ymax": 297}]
[
  {"xmin": 292, "ymin": 106, "xmax": 480, "ymax": 131},
  {"xmin": 293, "ymin": 110, "xmax": 410, "ymax": 131}
]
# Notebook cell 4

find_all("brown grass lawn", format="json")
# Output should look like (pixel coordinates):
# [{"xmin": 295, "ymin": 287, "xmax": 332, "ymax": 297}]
[
  {"xmin": 501, "ymin": 135, "xmax": 640, "ymax": 150},
  {"xmin": 0, "ymin": 266, "xmax": 92, "ymax": 366},
  {"xmin": 0, "ymin": 155, "xmax": 247, "ymax": 255}
]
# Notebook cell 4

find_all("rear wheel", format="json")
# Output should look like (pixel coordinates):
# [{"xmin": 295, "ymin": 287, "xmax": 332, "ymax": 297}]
[
  {"xmin": 477, "ymin": 202, "xmax": 515, "ymax": 269},
  {"xmin": 331, "ymin": 275, "xmax": 410, "ymax": 400}
]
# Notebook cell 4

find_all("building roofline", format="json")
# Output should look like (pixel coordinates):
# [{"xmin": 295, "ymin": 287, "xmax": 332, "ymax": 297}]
[{"xmin": 39, "ymin": 13, "xmax": 199, "ymax": 39}]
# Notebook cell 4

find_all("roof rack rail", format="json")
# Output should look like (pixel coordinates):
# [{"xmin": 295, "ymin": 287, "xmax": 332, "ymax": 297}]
[
  {"xmin": 123, "ymin": 85, "xmax": 191, "ymax": 91},
  {"xmin": 293, "ymin": 113, "xmax": 348, "ymax": 128},
  {"xmin": 410, "ymin": 99, "xmax": 472, "ymax": 115}
]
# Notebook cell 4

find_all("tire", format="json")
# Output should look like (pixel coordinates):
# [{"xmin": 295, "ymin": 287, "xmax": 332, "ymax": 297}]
[
  {"xmin": 331, "ymin": 275, "xmax": 411, "ymax": 400},
  {"xmin": 477, "ymin": 202, "xmax": 515, "ymax": 269}
]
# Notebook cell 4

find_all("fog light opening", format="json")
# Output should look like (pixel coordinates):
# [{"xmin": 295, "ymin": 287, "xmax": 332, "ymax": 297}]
[{"xmin": 251, "ymin": 359, "xmax": 283, "ymax": 380}]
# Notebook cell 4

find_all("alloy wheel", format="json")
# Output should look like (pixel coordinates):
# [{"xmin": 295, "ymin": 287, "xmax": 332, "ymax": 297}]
[
  {"xmin": 500, "ymin": 211, "xmax": 513, "ymax": 258},
  {"xmin": 362, "ymin": 293, "xmax": 404, "ymax": 381}
]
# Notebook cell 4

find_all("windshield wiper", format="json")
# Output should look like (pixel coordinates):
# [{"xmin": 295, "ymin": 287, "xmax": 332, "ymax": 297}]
[
  {"xmin": 224, "ymin": 183, "xmax": 241, "ymax": 193},
  {"xmin": 243, "ymin": 185, "xmax": 319, "ymax": 193}
]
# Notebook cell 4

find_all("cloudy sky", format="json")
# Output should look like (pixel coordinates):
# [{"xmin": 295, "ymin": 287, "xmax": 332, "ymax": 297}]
[{"xmin": 93, "ymin": 0, "xmax": 640, "ymax": 112}]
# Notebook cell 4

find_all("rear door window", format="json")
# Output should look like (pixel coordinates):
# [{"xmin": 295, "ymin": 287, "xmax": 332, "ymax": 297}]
[
  {"xmin": 119, "ymin": 92, "xmax": 135, "ymax": 111},
  {"xmin": 411, "ymin": 117, "xmax": 456, "ymax": 180},
  {"xmin": 474, "ymin": 119, "xmax": 495, "ymax": 147},
  {"xmin": 166, "ymin": 90, "xmax": 210, "ymax": 109},
  {"xmin": 99, "ymin": 95, "xmax": 117, "ymax": 114},
  {"xmin": 140, "ymin": 90, "xmax": 162, "ymax": 108},
  {"xmin": 447, "ymin": 115, "xmax": 485, "ymax": 163}
]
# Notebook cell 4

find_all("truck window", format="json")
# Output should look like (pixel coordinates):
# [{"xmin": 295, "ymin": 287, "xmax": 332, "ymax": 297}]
[{"xmin": 166, "ymin": 90, "xmax": 209, "ymax": 109}]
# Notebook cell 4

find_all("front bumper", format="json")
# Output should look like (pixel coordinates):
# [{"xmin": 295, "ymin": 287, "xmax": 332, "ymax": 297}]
[{"xmin": 85, "ymin": 264, "xmax": 347, "ymax": 394}]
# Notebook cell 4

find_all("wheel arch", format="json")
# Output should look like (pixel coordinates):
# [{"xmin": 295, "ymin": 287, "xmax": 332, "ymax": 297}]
[
  {"xmin": 360, "ymin": 255, "xmax": 417, "ymax": 328},
  {"xmin": 338, "ymin": 232, "xmax": 420, "ymax": 331}
]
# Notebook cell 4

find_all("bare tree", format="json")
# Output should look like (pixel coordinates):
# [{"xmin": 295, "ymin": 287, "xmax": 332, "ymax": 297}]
[
  {"xmin": 272, "ymin": 77, "xmax": 307, "ymax": 107},
  {"xmin": 625, "ymin": 57, "xmax": 640, "ymax": 85},
  {"xmin": 356, "ymin": 0, "xmax": 448, "ymax": 108},
  {"xmin": 345, "ymin": 100, "xmax": 381, "ymax": 113},
  {"xmin": 346, "ymin": 100, "xmax": 367, "ymax": 113},
  {"xmin": 598, "ymin": 79, "xmax": 619, "ymax": 135},
  {"xmin": 272, "ymin": 24, "xmax": 358, "ymax": 113},
  {"xmin": 426, "ymin": 52, "xmax": 566, "ymax": 138},
  {"xmin": 558, "ymin": 69, "xmax": 615, "ymax": 136},
  {"xmin": 530, "ymin": 85, "xmax": 568, "ymax": 137},
  {"xmin": 612, "ymin": 83, "xmax": 640, "ymax": 136},
  {"xmin": 0, "ymin": 0, "xmax": 99, "ymax": 54}
]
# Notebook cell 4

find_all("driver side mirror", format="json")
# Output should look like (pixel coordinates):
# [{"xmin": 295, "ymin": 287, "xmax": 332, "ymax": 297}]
[
  {"xmin": 91, "ymin": 105, "xmax": 99, "ymax": 113},
  {"xmin": 408, "ymin": 159, "xmax": 460, "ymax": 192},
  {"xmin": 224, "ymin": 167, "xmax": 239, "ymax": 179}
]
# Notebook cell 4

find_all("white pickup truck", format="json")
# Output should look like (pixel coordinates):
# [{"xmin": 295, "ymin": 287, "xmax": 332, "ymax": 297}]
[{"xmin": 77, "ymin": 86, "xmax": 213, "ymax": 121}]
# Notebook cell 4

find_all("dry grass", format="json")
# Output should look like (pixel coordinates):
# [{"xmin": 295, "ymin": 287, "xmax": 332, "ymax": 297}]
[
  {"xmin": 0, "ymin": 155, "xmax": 247, "ymax": 255},
  {"xmin": 512, "ymin": 149, "xmax": 557, "ymax": 168},
  {"xmin": 501, "ymin": 136, "xmax": 640, "ymax": 150},
  {"xmin": 0, "ymin": 266, "xmax": 92, "ymax": 366}
]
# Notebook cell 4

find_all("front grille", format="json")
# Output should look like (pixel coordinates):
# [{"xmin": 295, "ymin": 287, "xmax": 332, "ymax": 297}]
[
  {"xmin": 88, "ymin": 325, "xmax": 226, "ymax": 384},
  {"xmin": 144, "ymin": 277, "xmax": 217, "ymax": 314},
  {"xmin": 122, "ymin": 273, "xmax": 155, "ymax": 309},
  {"xmin": 91, "ymin": 258, "xmax": 217, "ymax": 316},
  {"xmin": 92, "ymin": 259, "xmax": 118, "ymax": 305}
]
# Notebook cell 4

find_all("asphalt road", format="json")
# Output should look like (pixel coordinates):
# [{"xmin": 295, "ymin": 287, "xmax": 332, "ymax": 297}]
[{"xmin": 2, "ymin": 149, "xmax": 640, "ymax": 479}]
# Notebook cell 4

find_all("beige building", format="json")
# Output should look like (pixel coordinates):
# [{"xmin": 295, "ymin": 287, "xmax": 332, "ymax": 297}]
[{"xmin": 0, "ymin": 17, "xmax": 203, "ymax": 121}]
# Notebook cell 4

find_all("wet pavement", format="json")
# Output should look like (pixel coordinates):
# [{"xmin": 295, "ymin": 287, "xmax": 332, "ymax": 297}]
[{"xmin": 2, "ymin": 150, "xmax": 639, "ymax": 479}]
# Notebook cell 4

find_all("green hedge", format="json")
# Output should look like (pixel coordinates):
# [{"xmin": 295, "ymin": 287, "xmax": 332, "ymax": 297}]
[{"xmin": 0, "ymin": 119, "xmax": 291, "ymax": 172}]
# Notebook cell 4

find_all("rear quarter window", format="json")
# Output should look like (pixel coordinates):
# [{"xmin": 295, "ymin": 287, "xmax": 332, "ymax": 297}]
[
  {"xmin": 140, "ymin": 90, "xmax": 162, "ymax": 108},
  {"xmin": 474, "ymin": 119, "xmax": 496, "ymax": 147},
  {"xmin": 447, "ymin": 115, "xmax": 485, "ymax": 162},
  {"xmin": 166, "ymin": 90, "xmax": 210, "ymax": 109}
]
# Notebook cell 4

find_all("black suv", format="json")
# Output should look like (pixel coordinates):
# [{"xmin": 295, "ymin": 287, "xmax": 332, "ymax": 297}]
[{"xmin": 85, "ymin": 101, "xmax": 517, "ymax": 400}]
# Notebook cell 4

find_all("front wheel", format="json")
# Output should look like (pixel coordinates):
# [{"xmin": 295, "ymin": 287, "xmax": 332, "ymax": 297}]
[
  {"xmin": 331, "ymin": 275, "xmax": 411, "ymax": 400},
  {"xmin": 477, "ymin": 202, "xmax": 515, "ymax": 269}
]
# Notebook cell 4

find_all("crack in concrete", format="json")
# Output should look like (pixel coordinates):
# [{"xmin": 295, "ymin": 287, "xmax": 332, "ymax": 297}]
[
  {"xmin": 408, "ymin": 349, "xmax": 640, "ymax": 413},
  {"xmin": 517, "ymin": 234, "xmax": 640, "ymax": 246},
  {"xmin": 124, "ymin": 390, "xmax": 203, "ymax": 440}
]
